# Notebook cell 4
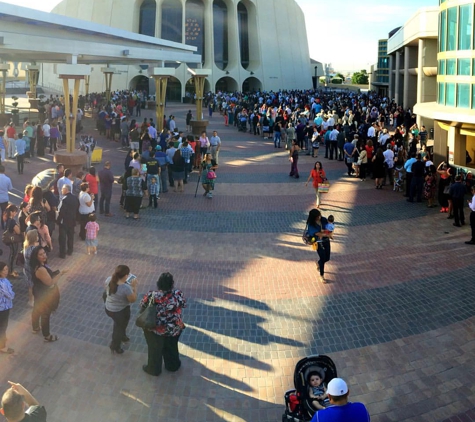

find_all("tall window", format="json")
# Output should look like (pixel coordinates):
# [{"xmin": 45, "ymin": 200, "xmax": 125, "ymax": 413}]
[
  {"xmin": 457, "ymin": 84, "xmax": 470, "ymax": 108},
  {"xmin": 237, "ymin": 2, "xmax": 249, "ymax": 69},
  {"xmin": 440, "ymin": 10, "xmax": 447, "ymax": 52},
  {"xmin": 447, "ymin": 7, "xmax": 457, "ymax": 51},
  {"xmin": 459, "ymin": 4, "xmax": 472, "ymax": 50},
  {"xmin": 213, "ymin": 0, "xmax": 228, "ymax": 70},
  {"xmin": 139, "ymin": 0, "xmax": 156, "ymax": 37},
  {"xmin": 162, "ymin": 0, "xmax": 182, "ymax": 43},
  {"xmin": 185, "ymin": 0, "xmax": 205, "ymax": 65}
]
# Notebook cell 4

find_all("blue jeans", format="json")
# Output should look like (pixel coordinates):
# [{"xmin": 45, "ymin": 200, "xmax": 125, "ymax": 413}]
[{"xmin": 274, "ymin": 132, "xmax": 281, "ymax": 148}]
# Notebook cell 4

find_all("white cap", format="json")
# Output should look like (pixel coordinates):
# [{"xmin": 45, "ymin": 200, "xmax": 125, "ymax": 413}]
[{"xmin": 327, "ymin": 378, "xmax": 348, "ymax": 396}]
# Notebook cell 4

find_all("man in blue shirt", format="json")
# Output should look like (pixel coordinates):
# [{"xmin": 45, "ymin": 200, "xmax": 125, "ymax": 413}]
[
  {"xmin": 311, "ymin": 378, "xmax": 370, "ymax": 422},
  {"xmin": 15, "ymin": 133, "xmax": 26, "ymax": 174},
  {"xmin": 0, "ymin": 165, "xmax": 12, "ymax": 229},
  {"xmin": 343, "ymin": 139, "xmax": 356, "ymax": 176},
  {"xmin": 403, "ymin": 153, "xmax": 417, "ymax": 197}
]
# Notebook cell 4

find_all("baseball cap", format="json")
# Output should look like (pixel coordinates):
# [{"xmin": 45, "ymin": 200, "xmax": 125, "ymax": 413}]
[
  {"xmin": 327, "ymin": 378, "xmax": 348, "ymax": 396},
  {"xmin": 155, "ymin": 145, "xmax": 162, "ymax": 151}
]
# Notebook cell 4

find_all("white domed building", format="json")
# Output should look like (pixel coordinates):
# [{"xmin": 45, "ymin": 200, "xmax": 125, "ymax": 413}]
[{"xmin": 49, "ymin": 0, "xmax": 312, "ymax": 99}]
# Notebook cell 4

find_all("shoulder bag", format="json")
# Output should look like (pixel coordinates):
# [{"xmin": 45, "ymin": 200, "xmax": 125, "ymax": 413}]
[{"xmin": 135, "ymin": 295, "xmax": 156, "ymax": 329}]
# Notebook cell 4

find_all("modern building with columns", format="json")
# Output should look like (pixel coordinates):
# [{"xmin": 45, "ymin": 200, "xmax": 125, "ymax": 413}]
[
  {"xmin": 414, "ymin": 0, "xmax": 475, "ymax": 168},
  {"xmin": 49, "ymin": 0, "xmax": 312, "ymax": 99}
]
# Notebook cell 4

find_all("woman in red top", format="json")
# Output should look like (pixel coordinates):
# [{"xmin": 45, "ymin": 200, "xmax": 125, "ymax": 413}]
[
  {"xmin": 84, "ymin": 167, "xmax": 99, "ymax": 210},
  {"xmin": 365, "ymin": 140, "xmax": 374, "ymax": 179},
  {"xmin": 305, "ymin": 161, "xmax": 326, "ymax": 208}
]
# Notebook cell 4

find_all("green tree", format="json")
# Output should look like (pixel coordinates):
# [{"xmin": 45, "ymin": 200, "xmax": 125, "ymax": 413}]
[
  {"xmin": 351, "ymin": 72, "xmax": 369, "ymax": 84},
  {"xmin": 335, "ymin": 73, "xmax": 345, "ymax": 80}
]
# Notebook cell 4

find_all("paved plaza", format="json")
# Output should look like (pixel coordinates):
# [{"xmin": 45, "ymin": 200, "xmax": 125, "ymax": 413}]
[{"xmin": 1, "ymin": 104, "xmax": 475, "ymax": 422}]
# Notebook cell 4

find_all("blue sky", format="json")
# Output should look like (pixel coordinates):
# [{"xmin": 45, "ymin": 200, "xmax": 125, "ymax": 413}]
[{"xmin": 2, "ymin": 0, "xmax": 438, "ymax": 73}]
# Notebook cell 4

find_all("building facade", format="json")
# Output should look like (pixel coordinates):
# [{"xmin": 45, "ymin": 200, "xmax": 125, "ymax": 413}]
[
  {"xmin": 413, "ymin": 0, "xmax": 475, "ymax": 168},
  {"xmin": 49, "ymin": 0, "xmax": 312, "ymax": 99},
  {"xmin": 371, "ymin": 39, "xmax": 390, "ymax": 96}
]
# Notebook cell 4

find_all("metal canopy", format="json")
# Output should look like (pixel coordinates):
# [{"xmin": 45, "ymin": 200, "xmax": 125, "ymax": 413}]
[{"xmin": 0, "ymin": 3, "xmax": 201, "ymax": 65}]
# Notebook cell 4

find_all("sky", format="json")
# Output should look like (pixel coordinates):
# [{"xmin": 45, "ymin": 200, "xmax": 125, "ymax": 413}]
[{"xmin": 1, "ymin": 0, "xmax": 438, "ymax": 73}]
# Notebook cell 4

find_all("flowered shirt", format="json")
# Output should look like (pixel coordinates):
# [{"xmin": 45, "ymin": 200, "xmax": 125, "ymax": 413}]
[
  {"xmin": 0, "ymin": 277, "xmax": 14, "ymax": 311},
  {"xmin": 140, "ymin": 289, "xmax": 186, "ymax": 336}
]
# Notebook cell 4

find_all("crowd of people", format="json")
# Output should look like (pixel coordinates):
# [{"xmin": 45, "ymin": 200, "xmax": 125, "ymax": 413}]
[{"xmin": 1, "ymin": 86, "xmax": 475, "ymax": 422}]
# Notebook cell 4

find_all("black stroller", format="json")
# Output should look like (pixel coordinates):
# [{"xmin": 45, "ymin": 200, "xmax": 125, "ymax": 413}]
[{"xmin": 282, "ymin": 355, "xmax": 337, "ymax": 422}]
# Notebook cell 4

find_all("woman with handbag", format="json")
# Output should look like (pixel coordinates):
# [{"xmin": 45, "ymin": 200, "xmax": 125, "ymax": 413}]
[
  {"xmin": 104, "ymin": 265, "xmax": 138, "ymax": 354},
  {"xmin": 201, "ymin": 153, "xmax": 218, "ymax": 198},
  {"xmin": 358, "ymin": 143, "xmax": 368, "ymax": 181},
  {"xmin": 2, "ymin": 204, "xmax": 23, "ymax": 278},
  {"xmin": 140, "ymin": 272, "xmax": 186, "ymax": 376},
  {"xmin": 0, "ymin": 262, "xmax": 15, "ymax": 354},
  {"xmin": 30, "ymin": 246, "xmax": 65, "ymax": 342},
  {"xmin": 305, "ymin": 162, "xmax": 326, "ymax": 208},
  {"xmin": 306, "ymin": 209, "xmax": 332, "ymax": 283}
]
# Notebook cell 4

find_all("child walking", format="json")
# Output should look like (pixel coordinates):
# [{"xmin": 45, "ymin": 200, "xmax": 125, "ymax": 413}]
[
  {"xmin": 148, "ymin": 177, "xmax": 159, "ymax": 208},
  {"xmin": 85, "ymin": 213, "xmax": 99, "ymax": 255}
]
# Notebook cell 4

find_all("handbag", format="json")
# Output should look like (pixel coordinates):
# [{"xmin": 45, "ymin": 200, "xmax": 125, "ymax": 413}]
[
  {"xmin": 443, "ymin": 183, "xmax": 452, "ymax": 195},
  {"xmin": 207, "ymin": 170, "xmax": 217, "ymax": 179},
  {"xmin": 135, "ymin": 295, "xmax": 156, "ymax": 329},
  {"xmin": 2, "ymin": 230, "xmax": 23, "ymax": 246},
  {"xmin": 302, "ymin": 223, "xmax": 313, "ymax": 245},
  {"xmin": 318, "ymin": 182, "xmax": 330, "ymax": 194}
]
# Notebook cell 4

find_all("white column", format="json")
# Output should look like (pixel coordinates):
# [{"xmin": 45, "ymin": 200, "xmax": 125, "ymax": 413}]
[
  {"xmin": 403, "ymin": 45, "xmax": 410, "ymax": 109},
  {"xmin": 394, "ymin": 51, "xmax": 401, "ymax": 106}
]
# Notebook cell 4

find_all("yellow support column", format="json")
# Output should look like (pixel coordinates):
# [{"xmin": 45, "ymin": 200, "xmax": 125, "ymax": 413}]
[
  {"xmin": 27, "ymin": 65, "xmax": 40, "ymax": 99},
  {"xmin": 189, "ymin": 69, "xmax": 210, "ymax": 135},
  {"xmin": 150, "ymin": 68, "xmax": 176, "ymax": 133},
  {"xmin": 55, "ymin": 64, "xmax": 91, "ymax": 173},
  {"xmin": 101, "ymin": 68, "xmax": 116, "ymax": 103},
  {"xmin": 0, "ymin": 64, "xmax": 9, "ymax": 115}
]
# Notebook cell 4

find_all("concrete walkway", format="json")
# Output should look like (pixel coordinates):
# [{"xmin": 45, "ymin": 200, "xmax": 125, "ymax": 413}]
[{"xmin": 0, "ymin": 105, "xmax": 474, "ymax": 422}]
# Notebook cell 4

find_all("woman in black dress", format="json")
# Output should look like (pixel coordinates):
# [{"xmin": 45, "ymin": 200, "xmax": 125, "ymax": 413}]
[{"xmin": 372, "ymin": 148, "xmax": 386, "ymax": 189}]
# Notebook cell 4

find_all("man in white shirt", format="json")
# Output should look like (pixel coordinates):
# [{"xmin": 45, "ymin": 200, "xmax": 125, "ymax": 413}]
[
  {"xmin": 367, "ymin": 123, "xmax": 376, "ymax": 140},
  {"xmin": 209, "ymin": 131, "xmax": 222, "ymax": 165},
  {"xmin": 42, "ymin": 119, "xmax": 51, "ymax": 150},
  {"xmin": 329, "ymin": 127, "xmax": 339, "ymax": 160},
  {"xmin": 169, "ymin": 116, "xmax": 176, "ymax": 132},
  {"xmin": 379, "ymin": 128, "xmax": 390, "ymax": 148},
  {"xmin": 383, "ymin": 144, "xmax": 394, "ymax": 187},
  {"xmin": 327, "ymin": 113, "xmax": 335, "ymax": 129},
  {"xmin": 57, "ymin": 168, "xmax": 74, "ymax": 201}
]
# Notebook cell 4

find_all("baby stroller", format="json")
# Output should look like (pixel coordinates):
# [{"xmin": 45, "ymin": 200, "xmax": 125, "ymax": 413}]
[
  {"xmin": 282, "ymin": 355, "xmax": 337, "ymax": 422},
  {"xmin": 238, "ymin": 115, "xmax": 247, "ymax": 132}
]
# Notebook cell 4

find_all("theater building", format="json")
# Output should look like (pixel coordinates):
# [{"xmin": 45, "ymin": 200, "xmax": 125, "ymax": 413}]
[{"xmin": 49, "ymin": 0, "xmax": 312, "ymax": 99}]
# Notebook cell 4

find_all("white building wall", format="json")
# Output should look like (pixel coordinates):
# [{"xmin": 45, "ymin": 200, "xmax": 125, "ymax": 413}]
[{"xmin": 47, "ymin": 0, "xmax": 311, "ymax": 96}]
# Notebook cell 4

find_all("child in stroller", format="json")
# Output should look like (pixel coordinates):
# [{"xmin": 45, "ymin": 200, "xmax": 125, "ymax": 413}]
[
  {"xmin": 308, "ymin": 371, "xmax": 330, "ymax": 410},
  {"xmin": 283, "ymin": 355, "xmax": 337, "ymax": 422},
  {"xmin": 238, "ymin": 115, "xmax": 247, "ymax": 132}
]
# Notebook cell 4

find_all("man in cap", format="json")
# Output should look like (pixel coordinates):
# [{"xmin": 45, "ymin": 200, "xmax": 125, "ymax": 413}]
[{"xmin": 310, "ymin": 378, "xmax": 370, "ymax": 422}]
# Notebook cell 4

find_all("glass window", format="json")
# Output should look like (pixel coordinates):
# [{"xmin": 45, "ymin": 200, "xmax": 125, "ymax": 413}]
[
  {"xmin": 457, "ymin": 84, "xmax": 470, "ymax": 108},
  {"xmin": 161, "ymin": 0, "xmax": 182, "ymax": 43},
  {"xmin": 458, "ymin": 58, "xmax": 471, "ymax": 76},
  {"xmin": 472, "ymin": 85, "xmax": 475, "ymax": 109},
  {"xmin": 185, "ymin": 0, "xmax": 205, "ymax": 66},
  {"xmin": 238, "ymin": 2, "xmax": 249, "ymax": 69},
  {"xmin": 447, "ymin": 7, "xmax": 457, "ymax": 51},
  {"xmin": 446, "ymin": 82, "xmax": 455, "ymax": 107},
  {"xmin": 438, "ymin": 82, "xmax": 445, "ymax": 104},
  {"xmin": 473, "ymin": 59, "xmax": 475, "ymax": 76},
  {"xmin": 447, "ymin": 58, "xmax": 456, "ymax": 75},
  {"xmin": 139, "ymin": 0, "xmax": 156, "ymax": 37},
  {"xmin": 440, "ymin": 10, "xmax": 447, "ymax": 52},
  {"xmin": 439, "ymin": 59, "xmax": 446, "ymax": 75},
  {"xmin": 459, "ymin": 4, "xmax": 473, "ymax": 50},
  {"xmin": 213, "ymin": 0, "xmax": 228, "ymax": 70}
]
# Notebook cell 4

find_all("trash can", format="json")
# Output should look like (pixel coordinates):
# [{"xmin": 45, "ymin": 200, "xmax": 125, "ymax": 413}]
[{"xmin": 91, "ymin": 147, "xmax": 103, "ymax": 163}]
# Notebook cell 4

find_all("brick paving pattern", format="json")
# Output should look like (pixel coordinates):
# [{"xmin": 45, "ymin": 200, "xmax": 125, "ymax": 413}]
[{"xmin": 0, "ymin": 104, "xmax": 474, "ymax": 422}]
